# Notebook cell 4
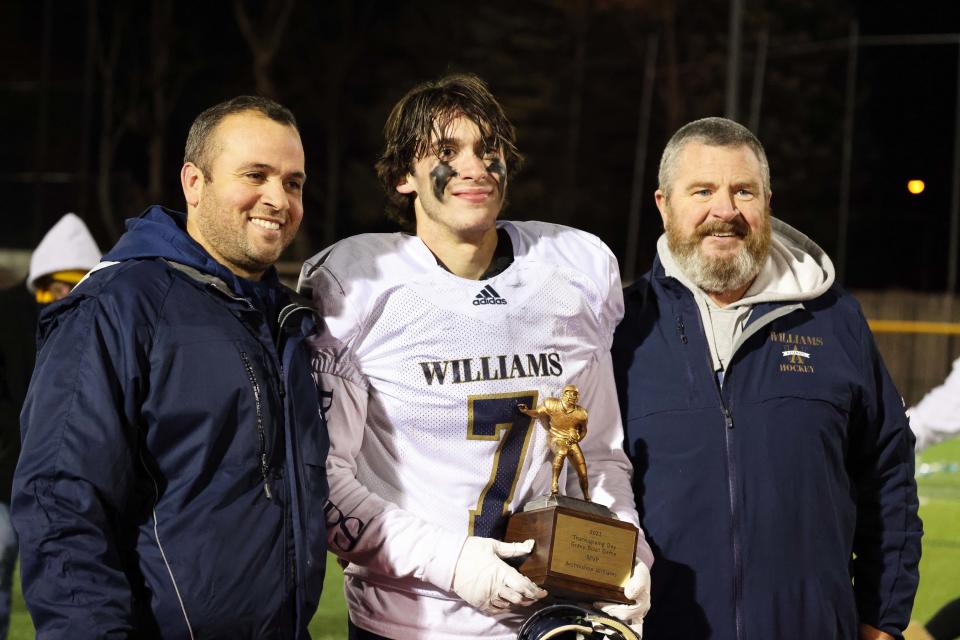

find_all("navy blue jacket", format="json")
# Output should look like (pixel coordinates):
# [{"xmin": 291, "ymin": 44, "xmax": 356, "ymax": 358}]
[
  {"xmin": 13, "ymin": 206, "xmax": 329, "ymax": 639},
  {"xmin": 612, "ymin": 257, "xmax": 921, "ymax": 640}
]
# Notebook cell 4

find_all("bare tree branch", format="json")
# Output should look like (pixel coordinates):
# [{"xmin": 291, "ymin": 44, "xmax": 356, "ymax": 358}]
[{"xmin": 233, "ymin": 0, "xmax": 296, "ymax": 98}]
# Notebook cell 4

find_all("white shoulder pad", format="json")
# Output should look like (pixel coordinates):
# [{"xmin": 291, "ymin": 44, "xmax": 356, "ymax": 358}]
[
  {"xmin": 298, "ymin": 233, "xmax": 437, "ymax": 344},
  {"xmin": 503, "ymin": 220, "xmax": 624, "ymax": 332},
  {"xmin": 299, "ymin": 233, "xmax": 435, "ymax": 298}
]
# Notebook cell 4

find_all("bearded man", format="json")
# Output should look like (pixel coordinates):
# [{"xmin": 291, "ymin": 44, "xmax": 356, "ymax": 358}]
[{"xmin": 612, "ymin": 117, "xmax": 921, "ymax": 640}]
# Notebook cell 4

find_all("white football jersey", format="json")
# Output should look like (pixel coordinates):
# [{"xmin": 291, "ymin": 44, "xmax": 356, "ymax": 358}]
[{"xmin": 300, "ymin": 220, "xmax": 651, "ymax": 640}]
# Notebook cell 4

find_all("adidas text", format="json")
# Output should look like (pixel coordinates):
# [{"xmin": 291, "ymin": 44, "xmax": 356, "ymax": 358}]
[{"xmin": 473, "ymin": 284, "xmax": 507, "ymax": 305}]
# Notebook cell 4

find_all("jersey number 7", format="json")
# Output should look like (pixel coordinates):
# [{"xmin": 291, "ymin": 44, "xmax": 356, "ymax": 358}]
[{"xmin": 467, "ymin": 391, "xmax": 539, "ymax": 539}]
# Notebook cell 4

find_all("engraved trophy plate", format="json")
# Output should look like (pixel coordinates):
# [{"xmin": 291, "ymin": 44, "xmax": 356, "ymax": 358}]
[
  {"xmin": 551, "ymin": 512, "xmax": 636, "ymax": 588},
  {"xmin": 504, "ymin": 386, "xmax": 638, "ymax": 604}
]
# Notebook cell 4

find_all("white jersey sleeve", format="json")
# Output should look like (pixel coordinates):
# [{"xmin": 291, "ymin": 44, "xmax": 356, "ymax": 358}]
[
  {"xmin": 300, "ymin": 244, "xmax": 466, "ymax": 591},
  {"xmin": 908, "ymin": 357, "xmax": 960, "ymax": 452},
  {"xmin": 507, "ymin": 219, "xmax": 624, "ymax": 347},
  {"xmin": 569, "ymin": 350, "xmax": 653, "ymax": 569}
]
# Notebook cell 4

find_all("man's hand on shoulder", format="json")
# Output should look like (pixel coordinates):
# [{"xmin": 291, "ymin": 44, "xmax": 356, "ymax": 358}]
[{"xmin": 453, "ymin": 537, "xmax": 547, "ymax": 612}]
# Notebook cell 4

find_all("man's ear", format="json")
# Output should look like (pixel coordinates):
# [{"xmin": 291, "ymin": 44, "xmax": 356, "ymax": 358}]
[
  {"xmin": 654, "ymin": 190, "xmax": 668, "ymax": 225},
  {"xmin": 396, "ymin": 173, "xmax": 416, "ymax": 195},
  {"xmin": 181, "ymin": 162, "xmax": 205, "ymax": 207}
]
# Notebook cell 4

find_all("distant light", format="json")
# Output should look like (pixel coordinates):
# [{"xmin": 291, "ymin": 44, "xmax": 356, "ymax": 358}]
[{"xmin": 908, "ymin": 179, "xmax": 926, "ymax": 195}]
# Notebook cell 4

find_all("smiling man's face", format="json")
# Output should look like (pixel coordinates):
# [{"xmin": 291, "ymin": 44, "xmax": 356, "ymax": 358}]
[
  {"xmin": 397, "ymin": 115, "xmax": 507, "ymax": 245},
  {"xmin": 655, "ymin": 141, "xmax": 772, "ymax": 295},
  {"xmin": 183, "ymin": 110, "xmax": 305, "ymax": 280}
]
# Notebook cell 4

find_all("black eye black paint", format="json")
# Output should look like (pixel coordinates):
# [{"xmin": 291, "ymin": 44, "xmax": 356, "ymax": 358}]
[
  {"xmin": 486, "ymin": 158, "xmax": 507, "ymax": 197},
  {"xmin": 430, "ymin": 161, "xmax": 458, "ymax": 201}
]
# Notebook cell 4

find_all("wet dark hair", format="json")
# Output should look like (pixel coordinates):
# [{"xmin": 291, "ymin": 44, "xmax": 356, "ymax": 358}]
[
  {"xmin": 184, "ymin": 95, "xmax": 298, "ymax": 179},
  {"xmin": 375, "ymin": 74, "xmax": 524, "ymax": 227}
]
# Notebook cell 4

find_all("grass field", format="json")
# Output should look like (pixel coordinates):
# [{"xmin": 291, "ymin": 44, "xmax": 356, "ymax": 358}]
[
  {"xmin": 6, "ymin": 438, "xmax": 959, "ymax": 636},
  {"xmin": 912, "ymin": 437, "xmax": 960, "ymax": 623}
]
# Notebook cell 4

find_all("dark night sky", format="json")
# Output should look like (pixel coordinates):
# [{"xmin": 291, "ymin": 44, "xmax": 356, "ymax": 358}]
[
  {"xmin": 1, "ymin": 0, "xmax": 959, "ymax": 291},
  {"xmin": 847, "ymin": 0, "xmax": 959, "ymax": 290}
]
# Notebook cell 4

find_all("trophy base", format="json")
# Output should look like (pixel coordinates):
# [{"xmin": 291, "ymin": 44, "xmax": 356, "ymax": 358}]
[
  {"xmin": 504, "ymin": 495, "xmax": 638, "ymax": 604},
  {"xmin": 521, "ymin": 494, "xmax": 617, "ymax": 518}
]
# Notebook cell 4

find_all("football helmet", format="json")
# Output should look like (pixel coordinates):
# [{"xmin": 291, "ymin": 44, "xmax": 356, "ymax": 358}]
[{"xmin": 517, "ymin": 603, "xmax": 640, "ymax": 640}]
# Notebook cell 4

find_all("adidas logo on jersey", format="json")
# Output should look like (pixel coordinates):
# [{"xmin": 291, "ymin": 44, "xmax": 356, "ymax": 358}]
[{"xmin": 474, "ymin": 284, "xmax": 507, "ymax": 305}]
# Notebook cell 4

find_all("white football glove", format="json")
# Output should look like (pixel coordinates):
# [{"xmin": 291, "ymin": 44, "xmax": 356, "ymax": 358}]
[
  {"xmin": 453, "ymin": 537, "xmax": 547, "ymax": 612},
  {"xmin": 594, "ymin": 559, "xmax": 651, "ymax": 637}
]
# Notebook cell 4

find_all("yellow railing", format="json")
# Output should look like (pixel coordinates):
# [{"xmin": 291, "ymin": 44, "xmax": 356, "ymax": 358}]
[{"xmin": 868, "ymin": 320, "xmax": 960, "ymax": 335}]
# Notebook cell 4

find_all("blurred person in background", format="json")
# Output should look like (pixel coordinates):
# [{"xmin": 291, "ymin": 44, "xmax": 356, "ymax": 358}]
[
  {"xmin": 613, "ymin": 116, "xmax": 922, "ymax": 640},
  {"xmin": 26, "ymin": 213, "xmax": 103, "ymax": 306},
  {"xmin": 908, "ymin": 357, "xmax": 960, "ymax": 452},
  {"xmin": 0, "ymin": 212, "xmax": 100, "ymax": 639}
]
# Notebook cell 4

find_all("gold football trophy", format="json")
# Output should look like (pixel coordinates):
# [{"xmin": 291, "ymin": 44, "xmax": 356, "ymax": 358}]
[{"xmin": 505, "ymin": 385, "xmax": 638, "ymax": 604}]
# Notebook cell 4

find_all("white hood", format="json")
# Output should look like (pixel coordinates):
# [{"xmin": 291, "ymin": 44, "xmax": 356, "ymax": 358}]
[
  {"xmin": 27, "ymin": 213, "xmax": 102, "ymax": 292},
  {"xmin": 735, "ymin": 217, "xmax": 835, "ymax": 305}
]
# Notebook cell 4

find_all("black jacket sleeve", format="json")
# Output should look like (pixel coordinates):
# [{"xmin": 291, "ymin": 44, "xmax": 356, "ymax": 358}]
[
  {"xmin": 848, "ymin": 305, "xmax": 922, "ymax": 635},
  {"xmin": 13, "ymin": 293, "xmax": 148, "ymax": 638}
]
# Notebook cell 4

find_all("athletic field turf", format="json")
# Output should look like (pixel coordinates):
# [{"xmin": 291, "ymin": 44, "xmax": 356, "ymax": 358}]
[
  {"xmin": 912, "ymin": 437, "xmax": 960, "ymax": 623},
  {"xmin": 6, "ymin": 437, "xmax": 959, "ymax": 637}
]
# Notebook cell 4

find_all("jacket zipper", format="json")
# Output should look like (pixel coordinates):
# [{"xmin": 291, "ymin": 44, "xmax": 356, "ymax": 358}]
[
  {"xmin": 232, "ymin": 297, "xmax": 313, "ymax": 502},
  {"xmin": 722, "ymin": 406, "xmax": 743, "ymax": 640},
  {"xmin": 675, "ymin": 315, "xmax": 688, "ymax": 343},
  {"xmin": 678, "ymin": 296, "xmax": 806, "ymax": 640},
  {"xmin": 684, "ymin": 303, "xmax": 745, "ymax": 640},
  {"xmin": 197, "ymin": 276, "xmax": 319, "ymax": 613},
  {"xmin": 239, "ymin": 350, "xmax": 273, "ymax": 500}
]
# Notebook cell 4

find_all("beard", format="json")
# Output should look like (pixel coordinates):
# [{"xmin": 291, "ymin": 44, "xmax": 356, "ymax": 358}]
[{"xmin": 665, "ymin": 207, "xmax": 772, "ymax": 294}]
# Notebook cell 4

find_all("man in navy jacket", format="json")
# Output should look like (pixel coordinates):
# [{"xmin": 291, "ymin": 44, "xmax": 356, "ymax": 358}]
[
  {"xmin": 613, "ymin": 117, "xmax": 921, "ymax": 640},
  {"xmin": 13, "ymin": 96, "xmax": 329, "ymax": 638}
]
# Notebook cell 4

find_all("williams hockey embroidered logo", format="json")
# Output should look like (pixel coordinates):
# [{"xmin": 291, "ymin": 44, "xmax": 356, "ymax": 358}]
[
  {"xmin": 473, "ymin": 284, "xmax": 507, "ymax": 305},
  {"xmin": 769, "ymin": 331, "xmax": 822, "ymax": 374}
]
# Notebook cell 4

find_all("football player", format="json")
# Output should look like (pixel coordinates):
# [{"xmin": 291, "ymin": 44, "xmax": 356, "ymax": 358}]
[{"xmin": 299, "ymin": 74, "xmax": 652, "ymax": 640}]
